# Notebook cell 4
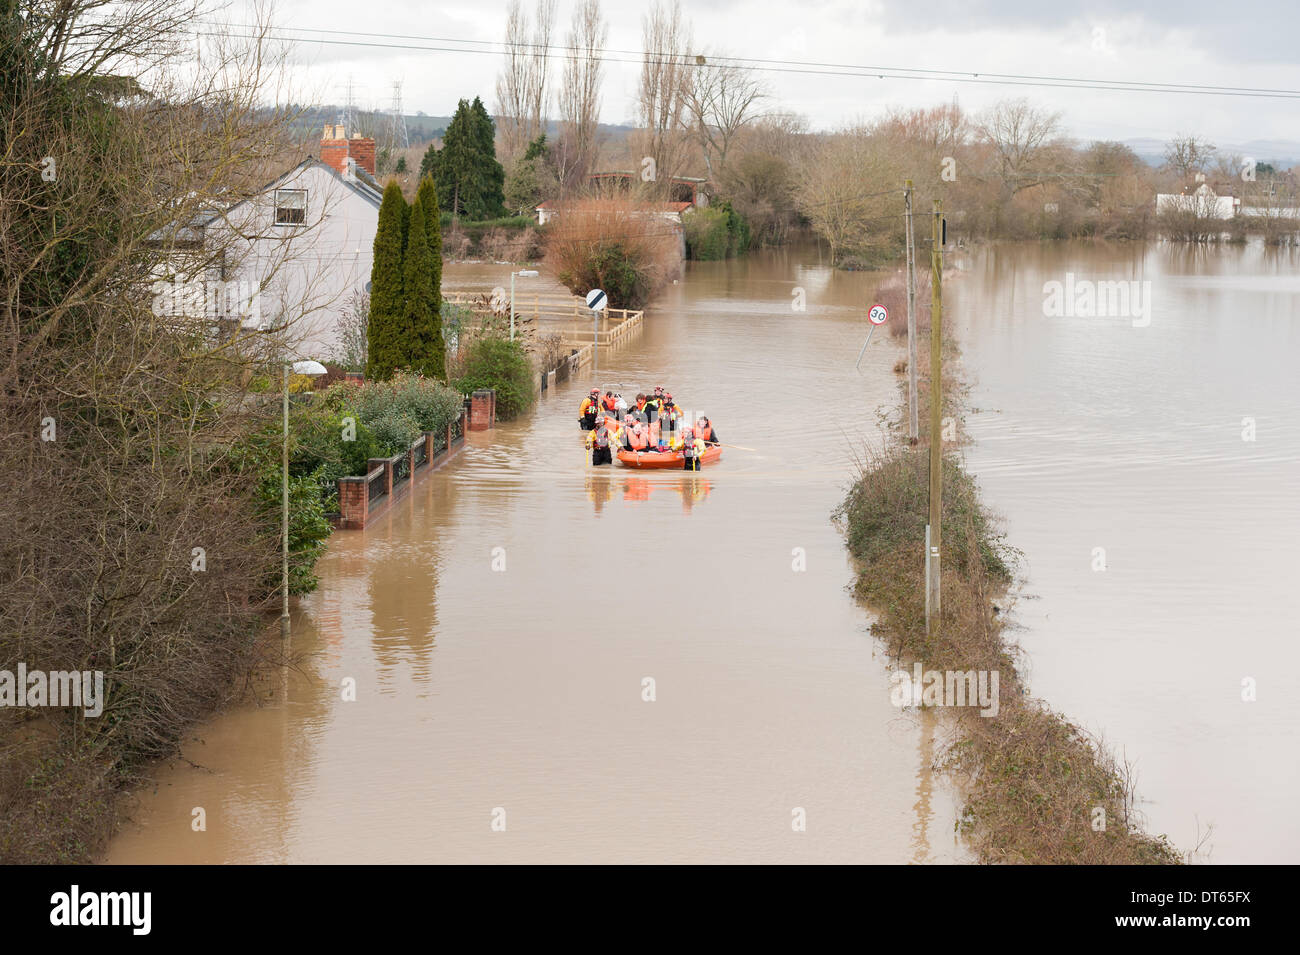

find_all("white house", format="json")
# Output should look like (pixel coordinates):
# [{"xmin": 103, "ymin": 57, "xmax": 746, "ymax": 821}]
[
  {"xmin": 151, "ymin": 127, "xmax": 383, "ymax": 361},
  {"xmin": 1155, "ymin": 183, "xmax": 1239, "ymax": 220}
]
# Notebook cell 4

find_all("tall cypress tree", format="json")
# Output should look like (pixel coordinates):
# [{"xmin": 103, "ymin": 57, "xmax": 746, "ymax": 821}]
[
  {"xmin": 367, "ymin": 181, "xmax": 407, "ymax": 381},
  {"xmin": 416, "ymin": 175, "xmax": 445, "ymax": 379},
  {"xmin": 402, "ymin": 196, "xmax": 437, "ymax": 378}
]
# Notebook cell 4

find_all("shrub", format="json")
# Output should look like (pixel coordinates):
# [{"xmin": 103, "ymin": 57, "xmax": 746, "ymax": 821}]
[
  {"xmin": 347, "ymin": 371, "xmax": 463, "ymax": 434},
  {"xmin": 544, "ymin": 198, "xmax": 680, "ymax": 309},
  {"xmin": 257, "ymin": 464, "xmax": 332, "ymax": 595},
  {"xmin": 455, "ymin": 335, "xmax": 535, "ymax": 419},
  {"xmin": 683, "ymin": 206, "xmax": 730, "ymax": 260}
]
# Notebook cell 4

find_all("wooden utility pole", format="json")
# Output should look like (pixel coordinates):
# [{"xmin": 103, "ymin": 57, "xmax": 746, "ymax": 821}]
[
  {"xmin": 927, "ymin": 199, "xmax": 943, "ymax": 628},
  {"xmin": 904, "ymin": 180, "xmax": 919, "ymax": 442}
]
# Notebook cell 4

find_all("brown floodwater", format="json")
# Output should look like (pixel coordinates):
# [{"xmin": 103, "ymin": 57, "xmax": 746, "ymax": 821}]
[
  {"xmin": 107, "ymin": 247, "xmax": 966, "ymax": 864},
  {"xmin": 952, "ymin": 240, "xmax": 1300, "ymax": 864}
]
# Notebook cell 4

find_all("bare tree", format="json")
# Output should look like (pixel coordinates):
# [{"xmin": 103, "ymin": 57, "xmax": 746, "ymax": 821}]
[
  {"xmin": 1163, "ymin": 134, "xmax": 1216, "ymax": 181},
  {"xmin": 795, "ymin": 128, "xmax": 904, "ymax": 266},
  {"xmin": 635, "ymin": 0, "xmax": 692, "ymax": 191},
  {"xmin": 1, "ymin": 0, "xmax": 325, "ymax": 861},
  {"xmin": 555, "ymin": 0, "xmax": 607, "ymax": 187},
  {"xmin": 495, "ymin": 0, "xmax": 556, "ymax": 161},
  {"xmin": 681, "ymin": 52, "xmax": 767, "ymax": 181},
  {"xmin": 975, "ymin": 98, "xmax": 1065, "ymax": 199}
]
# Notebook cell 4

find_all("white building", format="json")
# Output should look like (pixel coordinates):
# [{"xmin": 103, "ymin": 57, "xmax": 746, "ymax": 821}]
[
  {"xmin": 1155, "ymin": 183, "xmax": 1239, "ymax": 220},
  {"xmin": 150, "ymin": 128, "xmax": 383, "ymax": 361}
]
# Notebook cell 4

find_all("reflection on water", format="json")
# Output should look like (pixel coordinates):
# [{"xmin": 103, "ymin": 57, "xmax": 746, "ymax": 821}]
[
  {"xmin": 955, "ymin": 240, "xmax": 1300, "ymax": 864},
  {"xmin": 107, "ymin": 247, "xmax": 964, "ymax": 864}
]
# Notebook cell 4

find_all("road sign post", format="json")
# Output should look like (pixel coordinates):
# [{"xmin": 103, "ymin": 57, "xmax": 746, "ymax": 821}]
[
  {"xmin": 855, "ymin": 304, "xmax": 890, "ymax": 371},
  {"xmin": 586, "ymin": 288, "xmax": 607, "ymax": 379}
]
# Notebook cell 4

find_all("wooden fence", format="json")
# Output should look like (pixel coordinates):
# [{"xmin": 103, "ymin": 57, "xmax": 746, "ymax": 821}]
[{"xmin": 444, "ymin": 290, "xmax": 644, "ymax": 366}]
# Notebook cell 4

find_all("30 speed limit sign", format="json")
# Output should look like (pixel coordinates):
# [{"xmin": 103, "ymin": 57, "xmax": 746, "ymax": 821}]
[{"xmin": 857, "ymin": 304, "xmax": 890, "ymax": 371}]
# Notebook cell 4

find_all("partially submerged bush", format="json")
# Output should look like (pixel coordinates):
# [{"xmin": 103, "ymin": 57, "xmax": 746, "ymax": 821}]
[
  {"xmin": 544, "ymin": 198, "xmax": 680, "ymax": 309},
  {"xmin": 683, "ymin": 199, "xmax": 751, "ymax": 260}
]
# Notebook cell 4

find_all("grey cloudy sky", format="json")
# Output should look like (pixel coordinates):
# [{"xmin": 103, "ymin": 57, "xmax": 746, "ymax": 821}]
[{"xmin": 271, "ymin": 0, "xmax": 1299, "ymax": 148}]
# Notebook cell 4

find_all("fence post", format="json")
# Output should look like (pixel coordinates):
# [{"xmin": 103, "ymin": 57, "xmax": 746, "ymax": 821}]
[
  {"xmin": 337, "ymin": 476, "xmax": 368, "ymax": 529},
  {"xmin": 470, "ymin": 389, "xmax": 495, "ymax": 430}
]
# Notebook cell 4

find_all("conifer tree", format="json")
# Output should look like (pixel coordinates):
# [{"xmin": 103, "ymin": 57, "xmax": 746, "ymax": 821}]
[
  {"xmin": 402, "ymin": 196, "xmax": 438, "ymax": 379},
  {"xmin": 416, "ymin": 176, "xmax": 446, "ymax": 379},
  {"xmin": 367, "ymin": 181, "xmax": 407, "ymax": 380}
]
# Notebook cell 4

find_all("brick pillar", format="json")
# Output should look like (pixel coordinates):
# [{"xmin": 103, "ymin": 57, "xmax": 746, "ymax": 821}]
[
  {"xmin": 345, "ymin": 371, "xmax": 364, "ymax": 385},
  {"xmin": 405, "ymin": 445, "xmax": 416, "ymax": 480},
  {"xmin": 469, "ymin": 389, "xmax": 495, "ymax": 431},
  {"xmin": 337, "ymin": 476, "xmax": 368, "ymax": 529}
]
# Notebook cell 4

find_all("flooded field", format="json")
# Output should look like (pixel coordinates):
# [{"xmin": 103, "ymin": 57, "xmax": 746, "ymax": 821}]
[{"xmin": 953, "ymin": 240, "xmax": 1300, "ymax": 864}]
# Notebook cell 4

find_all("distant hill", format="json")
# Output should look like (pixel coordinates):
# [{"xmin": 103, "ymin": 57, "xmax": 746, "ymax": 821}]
[
  {"xmin": 1121, "ymin": 137, "xmax": 1299, "ymax": 170},
  {"xmin": 298, "ymin": 105, "xmax": 637, "ymax": 149}
]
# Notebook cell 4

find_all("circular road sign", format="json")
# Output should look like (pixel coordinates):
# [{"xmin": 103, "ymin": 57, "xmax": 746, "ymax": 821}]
[{"xmin": 868, "ymin": 304, "xmax": 889, "ymax": 326}]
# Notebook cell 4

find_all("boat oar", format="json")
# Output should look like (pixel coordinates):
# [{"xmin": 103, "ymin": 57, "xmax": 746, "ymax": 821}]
[{"xmin": 713, "ymin": 442, "xmax": 756, "ymax": 452}]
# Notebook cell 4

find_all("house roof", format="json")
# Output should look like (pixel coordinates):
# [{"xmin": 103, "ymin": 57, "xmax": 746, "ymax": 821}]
[{"xmin": 146, "ymin": 157, "xmax": 382, "ymax": 245}]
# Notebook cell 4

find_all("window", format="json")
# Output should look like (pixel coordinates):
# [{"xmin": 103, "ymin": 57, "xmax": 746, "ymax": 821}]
[{"xmin": 274, "ymin": 189, "xmax": 306, "ymax": 225}]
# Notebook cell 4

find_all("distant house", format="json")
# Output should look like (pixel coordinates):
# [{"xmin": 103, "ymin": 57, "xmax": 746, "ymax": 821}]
[
  {"xmin": 1155, "ymin": 182, "xmax": 1239, "ymax": 219},
  {"xmin": 535, "ymin": 170, "xmax": 708, "ymax": 226},
  {"xmin": 149, "ymin": 126, "xmax": 383, "ymax": 360}
]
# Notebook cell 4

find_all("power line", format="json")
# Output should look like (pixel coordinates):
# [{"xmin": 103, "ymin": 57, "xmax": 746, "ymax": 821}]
[{"xmin": 194, "ymin": 23, "xmax": 1300, "ymax": 100}]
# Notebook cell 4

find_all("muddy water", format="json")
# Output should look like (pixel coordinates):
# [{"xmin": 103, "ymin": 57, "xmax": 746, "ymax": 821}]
[
  {"xmin": 952, "ymin": 240, "xmax": 1300, "ymax": 864},
  {"xmin": 107, "ymin": 247, "xmax": 964, "ymax": 864}
]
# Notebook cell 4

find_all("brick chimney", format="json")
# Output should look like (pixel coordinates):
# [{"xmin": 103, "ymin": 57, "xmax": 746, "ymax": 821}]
[
  {"xmin": 349, "ymin": 134, "xmax": 376, "ymax": 176},
  {"xmin": 320, "ymin": 125, "xmax": 376, "ymax": 177}
]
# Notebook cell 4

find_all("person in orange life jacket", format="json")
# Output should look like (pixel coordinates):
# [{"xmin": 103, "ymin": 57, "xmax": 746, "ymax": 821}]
[
  {"xmin": 625, "ymin": 421, "xmax": 652, "ymax": 452},
  {"xmin": 601, "ymin": 391, "xmax": 619, "ymax": 413},
  {"xmin": 588, "ymin": 419, "xmax": 613, "ymax": 465},
  {"xmin": 630, "ymin": 393, "xmax": 651, "ymax": 425},
  {"xmin": 696, "ymin": 417, "xmax": 720, "ymax": 446},
  {"xmin": 681, "ymin": 427, "xmax": 707, "ymax": 471},
  {"xmin": 578, "ymin": 388, "xmax": 600, "ymax": 430}
]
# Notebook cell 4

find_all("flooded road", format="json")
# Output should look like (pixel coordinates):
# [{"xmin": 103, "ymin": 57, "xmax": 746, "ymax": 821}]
[
  {"xmin": 953, "ymin": 240, "xmax": 1300, "ymax": 864},
  {"xmin": 108, "ymin": 247, "xmax": 964, "ymax": 864}
]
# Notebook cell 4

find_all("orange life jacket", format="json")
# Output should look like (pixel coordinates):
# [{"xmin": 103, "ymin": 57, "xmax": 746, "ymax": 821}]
[
  {"xmin": 698, "ymin": 424, "xmax": 713, "ymax": 441},
  {"xmin": 602, "ymin": 396, "xmax": 618, "ymax": 412},
  {"xmin": 628, "ymin": 428, "xmax": 649, "ymax": 450}
]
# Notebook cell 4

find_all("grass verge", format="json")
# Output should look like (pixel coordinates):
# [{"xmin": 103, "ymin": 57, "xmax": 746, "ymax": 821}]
[{"xmin": 836, "ymin": 388, "xmax": 1182, "ymax": 864}]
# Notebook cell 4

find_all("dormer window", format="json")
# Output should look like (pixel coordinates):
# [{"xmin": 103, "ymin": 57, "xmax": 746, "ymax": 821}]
[{"xmin": 274, "ymin": 189, "xmax": 306, "ymax": 225}]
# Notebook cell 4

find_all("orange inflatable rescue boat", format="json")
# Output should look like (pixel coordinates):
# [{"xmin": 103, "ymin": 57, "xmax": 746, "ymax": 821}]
[{"xmin": 616, "ymin": 445, "xmax": 722, "ymax": 469}]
